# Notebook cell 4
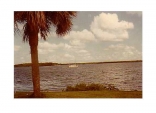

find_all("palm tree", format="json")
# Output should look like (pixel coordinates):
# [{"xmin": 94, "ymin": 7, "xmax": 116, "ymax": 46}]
[{"xmin": 14, "ymin": 11, "xmax": 76, "ymax": 97}]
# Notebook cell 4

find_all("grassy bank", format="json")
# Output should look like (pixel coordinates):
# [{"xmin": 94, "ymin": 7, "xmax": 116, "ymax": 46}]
[
  {"xmin": 14, "ymin": 90, "xmax": 142, "ymax": 98},
  {"xmin": 14, "ymin": 83, "xmax": 142, "ymax": 98}
]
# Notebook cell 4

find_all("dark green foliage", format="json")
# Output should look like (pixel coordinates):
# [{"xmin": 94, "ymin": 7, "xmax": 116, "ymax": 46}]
[
  {"xmin": 106, "ymin": 84, "xmax": 119, "ymax": 91},
  {"xmin": 65, "ymin": 83, "xmax": 119, "ymax": 91},
  {"xmin": 14, "ymin": 62, "xmax": 58, "ymax": 67}
]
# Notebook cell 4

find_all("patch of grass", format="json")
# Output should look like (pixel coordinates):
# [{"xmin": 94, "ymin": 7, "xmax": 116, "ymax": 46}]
[
  {"xmin": 14, "ymin": 90, "xmax": 142, "ymax": 98},
  {"xmin": 14, "ymin": 92, "xmax": 44, "ymax": 98}
]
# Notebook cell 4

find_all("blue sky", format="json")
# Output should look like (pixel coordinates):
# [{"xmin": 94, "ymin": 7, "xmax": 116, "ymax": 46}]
[{"xmin": 14, "ymin": 11, "xmax": 142, "ymax": 64}]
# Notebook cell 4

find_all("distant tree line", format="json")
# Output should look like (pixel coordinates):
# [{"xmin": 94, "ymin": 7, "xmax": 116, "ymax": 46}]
[
  {"xmin": 14, "ymin": 60, "xmax": 142, "ymax": 67},
  {"xmin": 14, "ymin": 62, "xmax": 58, "ymax": 67}
]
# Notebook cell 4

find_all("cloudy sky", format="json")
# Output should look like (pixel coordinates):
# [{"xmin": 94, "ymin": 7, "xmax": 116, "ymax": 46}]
[{"xmin": 14, "ymin": 11, "xmax": 142, "ymax": 64}]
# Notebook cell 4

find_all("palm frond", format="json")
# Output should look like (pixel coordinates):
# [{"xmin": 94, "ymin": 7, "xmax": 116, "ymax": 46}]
[
  {"xmin": 45, "ymin": 11, "xmax": 76, "ymax": 36},
  {"xmin": 14, "ymin": 11, "xmax": 77, "ymax": 41}
]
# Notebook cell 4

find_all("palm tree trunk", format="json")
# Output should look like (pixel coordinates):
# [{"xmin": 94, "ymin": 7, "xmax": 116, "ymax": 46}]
[{"xmin": 29, "ymin": 31, "xmax": 41, "ymax": 98}]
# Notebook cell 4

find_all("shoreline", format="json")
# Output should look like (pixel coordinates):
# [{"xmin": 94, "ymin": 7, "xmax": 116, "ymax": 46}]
[{"xmin": 14, "ymin": 60, "xmax": 142, "ymax": 67}]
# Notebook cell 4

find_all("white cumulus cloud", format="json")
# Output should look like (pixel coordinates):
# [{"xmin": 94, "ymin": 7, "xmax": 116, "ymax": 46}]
[
  {"xmin": 64, "ymin": 53, "xmax": 74, "ymax": 59},
  {"xmin": 50, "ymin": 53, "xmax": 75, "ymax": 63},
  {"xmin": 90, "ymin": 13, "xmax": 134, "ymax": 41},
  {"xmin": 62, "ymin": 29, "xmax": 96, "ymax": 48},
  {"xmin": 78, "ymin": 49, "xmax": 88, "ymax": 53},
  {"xmin": 64, "ymin": 43, "xmax": 72, "ymax": 49},
  {"xmin": 38, "ymin": 42, "xmax": 64, "ymax": 54},
  {"xmin": 76, "ymin": 49, "xmax": 93, "ymax": 62},
  {"xmin": 103, "ymin": 44, "xmax": 142, "ymax": 61}
]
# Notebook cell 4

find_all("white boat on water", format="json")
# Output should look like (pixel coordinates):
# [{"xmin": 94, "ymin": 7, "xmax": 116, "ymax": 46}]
[
  {"xmin": 69, "ymin": 57, "xmax": 78, "ymax": 68},
  {"xmin": 69, "ymin": 64, "xmax": 78, "ymax": 68}
]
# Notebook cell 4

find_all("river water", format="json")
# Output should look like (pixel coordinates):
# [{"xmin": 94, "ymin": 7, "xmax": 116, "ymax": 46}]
[{"xmin": 14, "ymin": 62, "xmax": 142, "ymax": 91}]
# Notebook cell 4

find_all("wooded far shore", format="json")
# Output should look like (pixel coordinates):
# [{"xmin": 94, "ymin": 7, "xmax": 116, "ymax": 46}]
[{"xmin": 14, "ymin": 60, "xmax": 142, "ymax": 67}]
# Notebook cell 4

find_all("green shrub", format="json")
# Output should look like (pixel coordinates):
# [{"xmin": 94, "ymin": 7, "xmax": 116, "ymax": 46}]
[
  {"xmin": 75, "ymin": 83, "xmax": 87, "ymax": 91},
  {"xmin": 105, "ymin": 84, "xmax": 119, "ymax": 91},
  {"xmin": 66, "ymin": 86, "xmax": 75, "ymax": 91},
  {"xmin": 65, "ymin": 83, "xmax": 119, "ymax": 91},
  {"xmin": 86, "ymin": 83, "xmax": 103, "ymax": 91}
]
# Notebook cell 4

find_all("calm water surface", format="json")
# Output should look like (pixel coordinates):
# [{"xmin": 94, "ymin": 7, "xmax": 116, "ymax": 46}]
[{"xmin": 14, "ymin": 62, "xmax": 142, "ymax": 91}]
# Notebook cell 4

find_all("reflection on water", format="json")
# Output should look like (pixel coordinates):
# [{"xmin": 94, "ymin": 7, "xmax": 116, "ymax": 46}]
[{"xmin": 14, "ymin": 62, "xmax": 142, "ymax": 91}]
